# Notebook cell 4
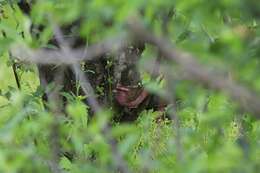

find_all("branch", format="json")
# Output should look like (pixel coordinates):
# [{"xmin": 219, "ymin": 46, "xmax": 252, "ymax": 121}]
[
  {"xmin": 71, "ymin": 64, "xmax": 131, "ymax": 173},
  {"xmin": 50, "ymin": 22, "xmax": 131, "ymax": 173},
  {"xmin": 127, "ymin": 19, "xmax": 260, "ymax": 119},
  {"xmin": 9, "ymin": 16, "xmax": 260, "ymax": 119},
  {"xmin": 46, "ymin": 68, "xmax": 65, "ymax": 173},
  {"xmin": 10, "ymin": 35, "xmax": 128, "ymax": 64}
]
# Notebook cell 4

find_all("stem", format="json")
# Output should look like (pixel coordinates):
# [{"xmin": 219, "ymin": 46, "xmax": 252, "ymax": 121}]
[{"xmin": 12, "ymin": 62, "xmax": 21, "ymax": 90}]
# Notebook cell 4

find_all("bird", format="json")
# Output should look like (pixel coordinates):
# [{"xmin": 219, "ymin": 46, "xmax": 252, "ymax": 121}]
[{"xmin": 114, "ymin": 84, "xmax": 149, "ymax": 109}]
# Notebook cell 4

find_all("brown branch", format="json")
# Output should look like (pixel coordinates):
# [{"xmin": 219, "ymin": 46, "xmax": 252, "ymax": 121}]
[
  {"xmin": 127, "ymin": 19, "xmax": 260, "ymax": 119},
  {"xmin": 164, "ymin": 74, "xmax": 183, "ymax": 162},
  {"xmin": 46, "ymin": 68, "xmax": 65, "ymax": 173},
  {"xmin": 9, "ymin": 15, "xmax": 260, "ymax": 120},
  {"xmin": 71, "ymin": 64, "xmax": 131, "ymax": 173},
  {"xmin": 50, "ymin": 22, "xmax": 131, "ymax": 173},
  {"xmin": 10, "ymin": 35, "xmax": 128, "ymax": 64}
]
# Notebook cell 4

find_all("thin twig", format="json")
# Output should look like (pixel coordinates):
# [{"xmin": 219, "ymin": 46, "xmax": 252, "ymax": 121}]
[{"xmin": 164, "ymin": 74, "xmax": 183, "ymax": 162}]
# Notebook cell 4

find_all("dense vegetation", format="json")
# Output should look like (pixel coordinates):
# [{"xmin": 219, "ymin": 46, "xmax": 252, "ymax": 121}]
[{"xmin": 0, "ymin": 0, "xmax": 260, "ymax": 172}]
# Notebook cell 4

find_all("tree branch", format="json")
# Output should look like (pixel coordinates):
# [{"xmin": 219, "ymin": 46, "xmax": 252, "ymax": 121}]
[
  {"xmin": 127, "ymin": 19, "xmax": 260, "ymax": 119},
  {"xmin": 10, "ymin": 35, "xmax": 128, "ymax": 64},
  {"xmin": 9, "ymin": 18, "xmax": 260, "ymax": 119}
]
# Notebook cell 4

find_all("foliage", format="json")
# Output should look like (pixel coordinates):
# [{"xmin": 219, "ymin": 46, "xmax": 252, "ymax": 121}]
[{"xmin": 0, "ymin": 0, "xmax": 260, "ymax": 172}]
